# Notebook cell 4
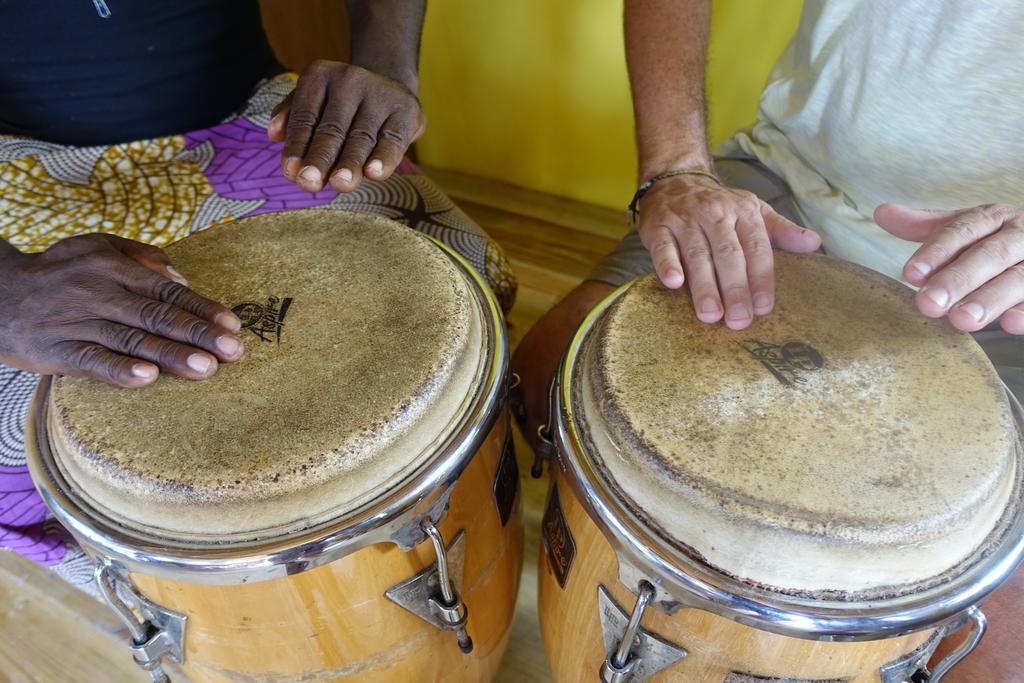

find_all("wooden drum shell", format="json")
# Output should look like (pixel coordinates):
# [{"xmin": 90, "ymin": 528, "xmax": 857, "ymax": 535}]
[
  {"xmin": 538, "ymin": 468, "xmax": 933, "ymax": 682},
  {"xmin": 130, "ymin": 413, "xmax": 523, "ymax": 683}
]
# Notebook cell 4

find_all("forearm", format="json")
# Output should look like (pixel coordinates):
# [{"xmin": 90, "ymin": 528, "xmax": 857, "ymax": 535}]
[
  {"xmin": 625, "ymin": 0, "xmax": 712, "ymax": 181},
  {"xmin": 345, "ymin": 0, "xmax": 426, "ymax": 95}
]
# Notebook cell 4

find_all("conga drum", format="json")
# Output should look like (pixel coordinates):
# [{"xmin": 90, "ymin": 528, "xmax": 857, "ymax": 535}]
[
  {"xmin": 536, "ymin": 253, "xmax": 1024, "ymax": 682},
  {"xmin": 26, "ymin": 210, "xmax": 524, "ymax": 682}
]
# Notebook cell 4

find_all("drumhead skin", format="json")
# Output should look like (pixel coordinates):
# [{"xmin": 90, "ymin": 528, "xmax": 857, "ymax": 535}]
[
  {"xmin": 571, "ymin": 253, "xmax": 1019, "ymax": 597},
  {"xmin": 47, "ymin": 211, "xmax": 486, "ymax": 543}
]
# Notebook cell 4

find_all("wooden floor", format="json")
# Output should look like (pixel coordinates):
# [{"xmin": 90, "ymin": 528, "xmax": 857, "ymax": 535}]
[
  {"xmin": 430, "ymin": 168, "xmax": 623, "ymax": 683},
  {"xmin": 0, "ymin": 168, "xmax": 623, "ymax": 683}
]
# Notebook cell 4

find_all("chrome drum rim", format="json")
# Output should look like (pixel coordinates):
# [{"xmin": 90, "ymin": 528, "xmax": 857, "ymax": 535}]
[
  {"xmin": 554, "ymin": 280, "xmax": 1024, "ymax": 641},
  {"xmin": 26, "ymin": 236, "xmax": 509, "ymax": 585}
]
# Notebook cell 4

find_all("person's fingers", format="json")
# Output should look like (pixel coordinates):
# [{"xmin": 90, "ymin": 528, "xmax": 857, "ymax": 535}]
[
  {"xmin": 280, "ymin": 79, "xmax": 328, "ymax": 182},
  {"xmin": 104, "ymin": 235, "xmax": 188, "ymax": 285},
  {"xmin": 267, "ymin": 91, "xmax": 293, "ymax": 142},
  {"xmin": 72, "ymin": 321, "xmax": 222, "ymax": 380},
  {"xmin": 676, "ymin": 223, "xmax": 723, "ymax": 324},
  {"xmin": 96, "ymin": 289, "xmax": 244, "ymax": 362},
  {"xmin": 328, "ymin": 107, "xmax": 386, "ymax": 193},
  {"xmin": 915, "ymin": 221, "xmax": 1024, "ymax": 318},
  {"xmin": 295, "ymin": 97, "xmax": 359, "ymax": 193},
  {"xmin": 704, "ymin": 219, "xmax": 753, "ymax": 330},
  {"xmin": 113, "ymin": 266, "xmax": 241, "ymax": 332},
  {"xmin": 945, "ymin": 264, "xmax": 1024, "ymax": 332},
  {"xmin": 364, "ymin": 112, "xmax": 417, "ymax": 182},
  {"xmin": 1000, "ymin": 304, "xmax": 1024, "ymax": 335},
  {"xmin": 51, "ymin": 341, "xmax": 159, "ymax": 388},
  {"xmin": 763, "ymin": 206, "xmax": 821, "ymax": 253},
  {"xmin": 874, "ymin": 203, "xmax": 962, "ymax": 243},
  {"xmin": 735, "ymin": 212, "xmax": 775, "ymax": 316},
  {"xmin": 639, "ymin": 222, "xmax": 685, "ymax": 289},
  {"xmin": 900, "ymin": 204, "xmax": 1012, "ymax": 286}
]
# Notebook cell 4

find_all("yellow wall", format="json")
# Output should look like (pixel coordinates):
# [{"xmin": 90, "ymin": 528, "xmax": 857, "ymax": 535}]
[{"xmin": 418, "ymin": 1, "xmax": 803, "ymax": 210}]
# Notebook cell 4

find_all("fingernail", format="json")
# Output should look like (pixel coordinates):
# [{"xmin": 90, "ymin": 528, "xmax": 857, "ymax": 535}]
[
  {"xmin": 216, "ymin": 312, "xmax": 242, "ymax": 332},
  {"xmin": 187, "ymin": 353, "xmax": 212, "ymax": 374},
  {"xmin": 726, "ymin": 304, "xmax": 751, "ymax": 321},
  {"xmin": 753, "ymin": 293, "xmax": 772, "ymax": 313},
  {"xmin": 959, "ymin": 302, "xmax": 985, "ymax": 322},
  {"xmin": 132, "ymin": 363, "xmax": 157, "ymax": 379},
  {"xmin": 298, "ymin": 166, "xmax": 322, "ymax": 185},
  {"xmin": 165, "ymin": 266, "xmax": 188, "ymax": 286},
  {"xmin": 700, "ymin": 298, "xmax": 720, "ymax": 315},
  {"xmin": 269, "ymin": 112, "xmax": 283, "ymax": 128},
  {"xmin": 909, "ymin": 261, "xmax": 932, "ymax": 280},
  {"xmin": 216, "ymin": 335, "xmax": 242, "ymax": 357},
  {"xmin": 333, "ymin": 168, "xmax": 354, "ymax": 184},
  {"xmin": 366, "ymin": 159, "xmax": 383, "ymax": 177},
  {"xmin": 283, "ymin": 157, "xmax": 301, "ymax": 180},
  {"xmin": 923, "ymin": 287, "xmax": 950, "ymax": 309}
]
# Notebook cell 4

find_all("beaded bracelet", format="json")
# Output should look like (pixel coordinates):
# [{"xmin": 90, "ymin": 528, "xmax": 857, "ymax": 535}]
[{"xmin": 627, "ymin": 168, "xmax": 722, "ymax": 225}]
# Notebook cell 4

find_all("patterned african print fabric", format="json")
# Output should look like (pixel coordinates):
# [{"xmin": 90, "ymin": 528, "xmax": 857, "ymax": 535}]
[{"xmin": 0, "ymin": 74, "xmax": 516, "ymax": 596}]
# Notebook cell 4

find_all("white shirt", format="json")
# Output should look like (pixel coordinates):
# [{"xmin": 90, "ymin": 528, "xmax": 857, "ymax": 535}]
[{"xmin": 720, "ymin": 0, "xmax": 1024, "ymax": 281}]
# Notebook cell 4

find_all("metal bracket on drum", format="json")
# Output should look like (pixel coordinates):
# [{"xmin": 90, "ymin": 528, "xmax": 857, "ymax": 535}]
[
  {"xmin": 879, "ymin": 627, "xmax": 944, "ymax": 683},
  {"xmin": 598, "ymin": 582, "xmax": 688, "ymax": 683},
  {"xmin": 927, "ymin": 607, "xmax": 987, "ymax": 682},
  {"xmin": 389, "ymin": 490, "xmax": 454, "ymax": 551},
  {"xmin": 617, "ymin": 561, "xmax": 692, "ymax": 616},
  {"xmin": 877, "ymin": 606, "xmax": 986, "ymax": 682},
  {"xmin": 385, "ymin": 523, "xmax": 474, "ymax": 654},
  {"xmin": 531, "ymin": 375, "xmax": 561, "ymax": 478},
  {"xmin": 97, "ymin": 563, "xmax": 187, "ymax": 683}
]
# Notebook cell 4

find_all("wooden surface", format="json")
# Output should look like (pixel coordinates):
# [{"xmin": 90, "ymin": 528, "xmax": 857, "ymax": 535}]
[
  {"xmin": 259, "ymin": 0, "xmax": 350, "ymax": 71},
  {"xmin": 129, "ymin": 415, "xmax": 521, "ymax": 683},
  {"xmin": 538, "ymin": 470, "xmax": 934, "ymax": 682},
  {"xmin": 431, "ymin": 167, "xmax": 621, "ymax": 683},
  {"xmin": 0, "ymin": 170, "xmax": 611, "ymax": 682},
  {"xmin": 0, "ymin": 550, "xmax": 148, "ymax": 683}
]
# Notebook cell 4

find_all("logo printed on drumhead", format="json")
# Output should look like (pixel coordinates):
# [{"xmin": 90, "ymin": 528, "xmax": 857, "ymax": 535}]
[
  {"xmin": 739, "ymin": 339, "xmax": 824, "ymax": 387},
  {"xmin": 492, "ymin": 429, "xmax": 519, "ymax": 527},
  {"xmin": 232, "ymin": 296, "xmax": 293, "ymax": 343},
  {"xmin": 542, "ymin": 486, "xmax": 576, "ymax": 589}
]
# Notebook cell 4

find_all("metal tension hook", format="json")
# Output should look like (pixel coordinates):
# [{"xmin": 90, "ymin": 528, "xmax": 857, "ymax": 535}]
[
  {"xmin": 422, "ymin": 521, "xmax": 474, "ymax": 653},
  {"xmin": 601, "ymin": 581, "xmax": 656, "ymax": 683},
  {"xmin": 96, "ymin": 563, "xmax": 187, "ymax": 683}
]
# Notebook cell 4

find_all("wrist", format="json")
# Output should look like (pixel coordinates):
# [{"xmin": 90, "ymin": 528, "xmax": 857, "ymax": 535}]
[
  {"xmin": 352, "ymin": 60, "xmax": 419, "ymax": 96},
  {"xmin": 638, "ymin": 152, "xmax": 714, "ymax": 184}
]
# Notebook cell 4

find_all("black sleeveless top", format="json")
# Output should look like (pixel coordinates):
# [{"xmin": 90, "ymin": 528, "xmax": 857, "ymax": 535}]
[{"xmin": 0, "ymin": 0, "xmax": 281, "ymax": 145}]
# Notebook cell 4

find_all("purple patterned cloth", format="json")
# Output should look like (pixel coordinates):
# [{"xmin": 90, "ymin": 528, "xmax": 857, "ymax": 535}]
[
  {"xmin": 186, "ymin": 118, "xmax": 338, "ymax": 214},
  {"xmin": 0, "ymin": 75, "xmax": 514, "ymax": 595}
]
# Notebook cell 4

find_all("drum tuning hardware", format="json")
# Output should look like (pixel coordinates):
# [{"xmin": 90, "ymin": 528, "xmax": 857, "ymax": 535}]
[
  {"xmin": 385, "ymin": 523, "xmax": 474, "ymax": 654},
  {"xmin": 533, "ymin": 423, "xmax": 555, "ymax": 478},
  {"xmin": 97, "ymin": 563, "xmax": 187, "ymax": 683},
  {"xmin": 598, "ymin": 582, "xmax": 687, "ymax": 683},
  {"xmin": 927, "ymin": 607, "xmax": 987, "ymax": 682},
  {"xmin": 531, "ymin": 375, "xmax": 561, "ymax": 478}
]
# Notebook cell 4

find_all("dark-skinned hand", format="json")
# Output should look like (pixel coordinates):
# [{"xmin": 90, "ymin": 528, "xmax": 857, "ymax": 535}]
[
  {"xmin": 0, "ymin": 234, "xmax": 244, "ymax": 387},
  {"xmin": 268, "ymin": 60, "xmax": 425, "ymax": 195}
]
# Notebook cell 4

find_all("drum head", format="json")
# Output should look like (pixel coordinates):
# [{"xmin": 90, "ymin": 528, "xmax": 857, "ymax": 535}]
[
  {"xmin": 47, "ymin": 211, "xmax": 487, "ymax": 543},
  {"xmin": 570, "ymin": 253, "xmax": 1019, "ymax": 597}
]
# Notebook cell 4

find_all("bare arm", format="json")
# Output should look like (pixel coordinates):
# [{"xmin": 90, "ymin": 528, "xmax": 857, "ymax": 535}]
[
  {"xmin": 624, "ymin": 0, "xmax": 819, "ymax": 329},
  {"xmin": 626, "ymin": 0, "xmax": 713, "ymax": 179},
  {"xmin": 346, "ymin": 0, "xmax": 426, "ymax": 95}
]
